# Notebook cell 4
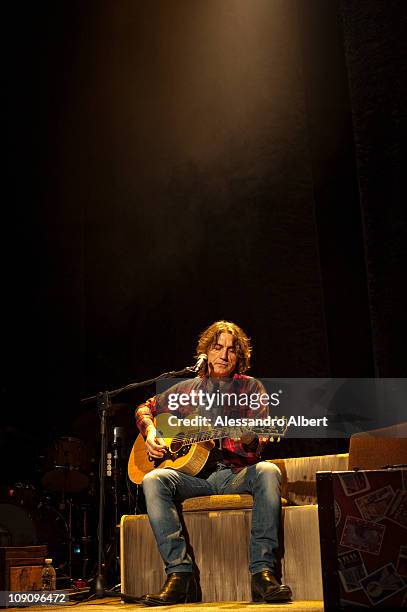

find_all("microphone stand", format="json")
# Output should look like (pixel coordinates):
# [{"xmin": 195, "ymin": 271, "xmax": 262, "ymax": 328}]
[{"xmin": 80, "ymin": 364, "xmax": 197, "ymax": 598}]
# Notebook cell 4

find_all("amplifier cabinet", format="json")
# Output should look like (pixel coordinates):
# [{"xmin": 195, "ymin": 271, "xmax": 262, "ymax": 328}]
[{"xmin": 317, "ymin": 469, "xmax": 407, "ymax": 611}]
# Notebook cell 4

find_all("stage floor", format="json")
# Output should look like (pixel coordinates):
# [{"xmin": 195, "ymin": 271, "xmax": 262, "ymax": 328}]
[{"xmin": 7, "ymin": 598, "xmax": 324, "ymax": 611}]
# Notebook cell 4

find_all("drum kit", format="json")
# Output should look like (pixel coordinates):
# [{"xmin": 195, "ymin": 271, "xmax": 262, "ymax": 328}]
[
  {"xmin": 0, "ymin": 404, "xmax": 135, "ymax": 587},
  {"xmin": 41, "ymin": 437, "xmax": 91, "ymax": 494}
]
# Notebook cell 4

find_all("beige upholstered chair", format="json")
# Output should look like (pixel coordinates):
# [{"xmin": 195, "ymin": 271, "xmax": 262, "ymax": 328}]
[{"xmin": 121, "ymin": 453, "xmax": 348, "ymax": 601}]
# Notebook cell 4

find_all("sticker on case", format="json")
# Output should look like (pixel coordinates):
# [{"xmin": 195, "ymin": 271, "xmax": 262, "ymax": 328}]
[
  {"xmin": 341, "ymin": 516, "xmax": 386, "ymax": 555},
  {"xmin": 339, "ymin": 472, "xmax": 370, "ymax": 496},
  {"xmin": 360, "ymin": 563, "xmax": 406, "ymax": 606},
  {"xmin": 397, "ymin": 545, "xmax": 407, "ymax": 578},
  {"xmin": 355, "ymin": 485, "xmax": 395, "ymax": 522},
  {"xmin": 339, "ymin": 599, "xmax": 369, "ymax": 608},
  {"xmin": 387, "ymin": 489, "xmax": 407, "ymax": 529},
  {"xmin": 338, "ymin": 550, "xmax": 368, "ymax": 592}
]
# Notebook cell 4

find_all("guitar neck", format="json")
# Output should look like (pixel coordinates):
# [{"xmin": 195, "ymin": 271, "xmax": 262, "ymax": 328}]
[{"xmin": 177, "ymin": 426, "xmax": 282, "ymax": 447}]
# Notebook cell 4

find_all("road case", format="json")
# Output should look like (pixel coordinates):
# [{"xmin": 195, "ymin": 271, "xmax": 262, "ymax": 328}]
[{"xmin": 317, "ymin": 468, "xmax": 407, "ymax": 611}]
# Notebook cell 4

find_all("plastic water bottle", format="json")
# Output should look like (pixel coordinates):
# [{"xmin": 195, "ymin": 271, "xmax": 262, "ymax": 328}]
[{"xmin": 41, "ymin": 559, "xmax": 56, "ymax": 591}]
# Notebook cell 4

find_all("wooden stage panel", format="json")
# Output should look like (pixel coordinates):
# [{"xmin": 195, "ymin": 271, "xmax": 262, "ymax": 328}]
[{"xmin": 7, "ymin": 598, "xmax": 324, "ymax": 611}]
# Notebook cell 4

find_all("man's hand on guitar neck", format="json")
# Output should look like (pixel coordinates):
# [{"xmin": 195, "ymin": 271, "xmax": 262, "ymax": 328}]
[
  {"xmin": 145, "ymin": 423, "xmax": 167, "ymax": 459},
  {"xmin": 240, "ymin": 432, "xmax": 257, "ymax": 445},
  {"xmin": 239, "ymin": 434, "xmax": 272, "ymax": 454}
]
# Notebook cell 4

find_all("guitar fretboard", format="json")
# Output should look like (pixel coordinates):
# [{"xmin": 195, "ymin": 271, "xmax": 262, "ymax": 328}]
[{"xmin": 162, "ymin": 425, "xmax": 286, "ymax": 448}]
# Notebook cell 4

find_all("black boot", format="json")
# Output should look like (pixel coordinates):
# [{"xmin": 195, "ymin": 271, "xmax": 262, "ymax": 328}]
[
  {"xmin": 251, "ymin": 570, "xmax": 292, "ymax": 603},
  {"xmin": 138, "ymin": 572, "xmax": 200, "ymax": 606}
]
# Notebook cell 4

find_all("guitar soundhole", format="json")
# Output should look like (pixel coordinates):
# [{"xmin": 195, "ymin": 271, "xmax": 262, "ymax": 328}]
[
  {"xmin": 150, "ymin": 441, "xmax": 191, "ymax": 468},
  {"xmin": 170, "ymin": 439, "xmax": 184, "ymax": 453},
  {"xmin": 168, "ymin": 436, "xmax": 191, "ymax": 458}
]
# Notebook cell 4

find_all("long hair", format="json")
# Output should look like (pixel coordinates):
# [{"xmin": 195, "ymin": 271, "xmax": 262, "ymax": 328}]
[{"xmin": 195, "ymin": 320, "xmax": 252, "ymax": 376}]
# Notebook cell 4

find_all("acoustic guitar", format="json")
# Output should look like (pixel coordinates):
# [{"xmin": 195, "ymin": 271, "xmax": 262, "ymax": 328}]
[{"xmin": 128, "ymin": 413, "xmax": 287, "ymax": 484}]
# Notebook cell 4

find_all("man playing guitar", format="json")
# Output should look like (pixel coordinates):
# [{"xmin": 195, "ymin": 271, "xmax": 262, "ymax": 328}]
[{"xmin": 133, "ymin": 320, "xmax": 292, "ymax": 606}]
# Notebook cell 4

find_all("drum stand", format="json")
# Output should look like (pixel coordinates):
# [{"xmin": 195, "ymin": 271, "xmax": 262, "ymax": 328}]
[
  {"xmin": 80, "ymin": 505, "xmax": 92, "ymax": 580},
  {"xmin": 56, "ymin": 483, "xmax": 73, "ymax": 583}
]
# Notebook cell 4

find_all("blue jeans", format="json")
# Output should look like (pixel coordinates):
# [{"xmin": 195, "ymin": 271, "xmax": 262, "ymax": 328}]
[{"xmin": 142, "ymin": 461, "xmax": 282, "ymax": 575}]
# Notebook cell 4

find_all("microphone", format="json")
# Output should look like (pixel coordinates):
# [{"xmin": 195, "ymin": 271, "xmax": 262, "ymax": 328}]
[{"xmin": 192, "ymin": 353, "xmax": 207, "ymax": 372}]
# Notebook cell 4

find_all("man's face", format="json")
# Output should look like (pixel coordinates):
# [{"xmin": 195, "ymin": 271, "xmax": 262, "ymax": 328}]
[{"xmin": 207, "ymin": 332, "xmax": 237, "ymax": 378}]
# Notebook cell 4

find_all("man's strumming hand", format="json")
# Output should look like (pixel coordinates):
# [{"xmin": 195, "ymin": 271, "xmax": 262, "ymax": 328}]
[{"xmin": 145, "ymin": 424, "xmax": 167, "ymax": 458}]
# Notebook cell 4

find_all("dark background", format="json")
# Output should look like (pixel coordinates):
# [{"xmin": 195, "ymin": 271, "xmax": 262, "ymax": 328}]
[{"xmin": 2, "ymin": 0, "xmax": 406, "ymax": 486}]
